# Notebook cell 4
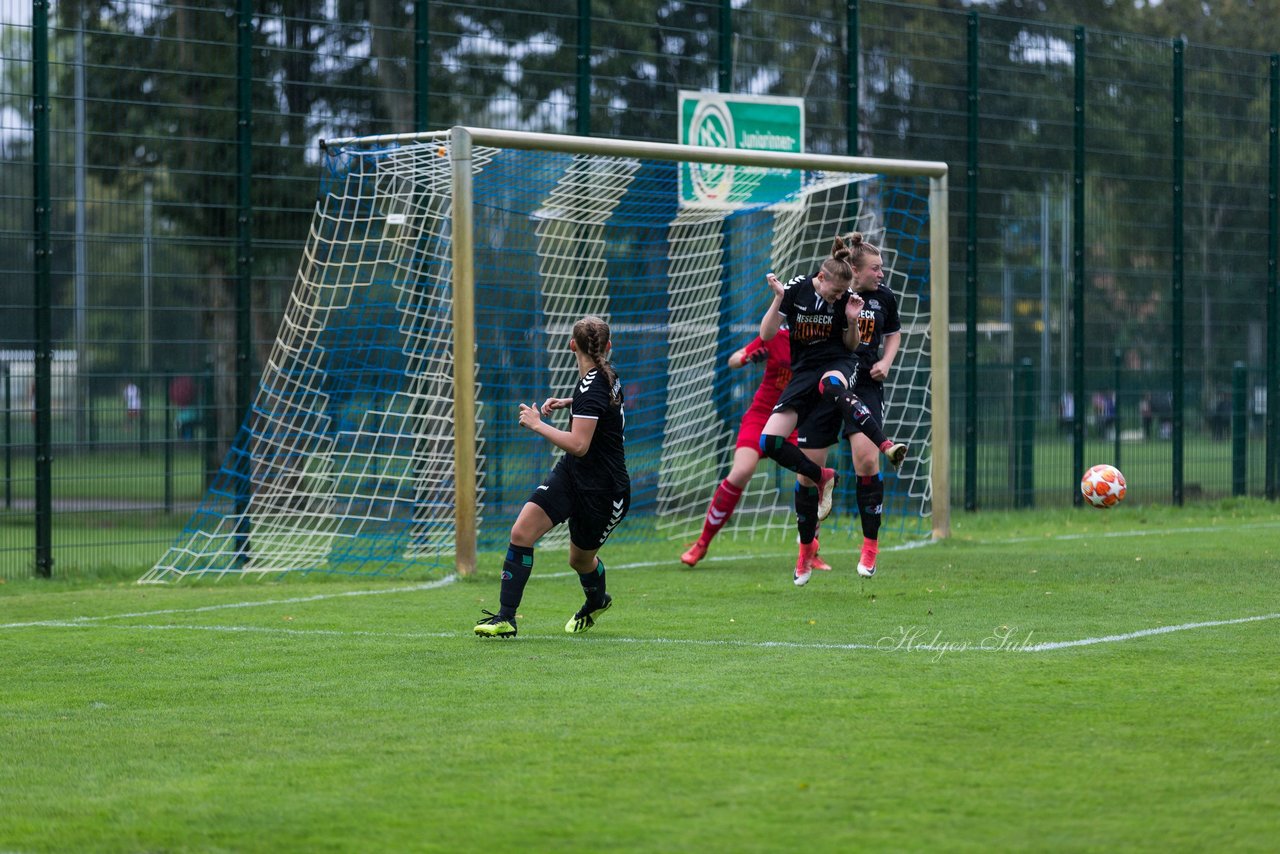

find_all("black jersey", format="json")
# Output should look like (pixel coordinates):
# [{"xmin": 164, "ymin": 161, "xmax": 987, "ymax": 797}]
[
  {"xmin": 555, "ymin": 367, "xmax": 629, "ymax": 492},
  {"xmin": 849, "ymin": 284, "xmax": 901, "ymax": 380},
  {"xmin": 777, "ymin": 273, "xmax": 857, "ymax": 373}
]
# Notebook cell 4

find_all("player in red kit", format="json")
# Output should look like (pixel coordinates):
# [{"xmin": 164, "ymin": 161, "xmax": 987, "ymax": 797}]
[{"xmin": 679, "ymin": 328, "xmax": 832, "ymax": 573}]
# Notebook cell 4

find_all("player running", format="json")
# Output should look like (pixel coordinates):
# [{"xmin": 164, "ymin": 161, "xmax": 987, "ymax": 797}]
[{"xmin": 474, "ymin": 315, "xmax": 630, "ymax": 638}]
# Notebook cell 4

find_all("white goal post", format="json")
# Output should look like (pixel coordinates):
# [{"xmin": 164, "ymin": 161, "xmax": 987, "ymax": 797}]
[{"xmin": 145, "ymin": 125, "xmax": 948, "ymax": 582}]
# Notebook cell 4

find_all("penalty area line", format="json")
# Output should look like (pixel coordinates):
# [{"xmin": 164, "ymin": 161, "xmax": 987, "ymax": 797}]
[
  {"xmin": 1022, "ymin": 612, "xmax": 1280, "ymax": 652},
  {"xmin": 0, "ymin": 575, "xmax": 459, "ymax": 630},
  {"xmin": 6, "ymin": 611, "xmax": 1278, "ymax": 655}
]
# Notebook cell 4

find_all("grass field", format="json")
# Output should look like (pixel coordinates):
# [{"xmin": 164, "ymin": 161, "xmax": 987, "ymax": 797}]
[{"xmin": 2, "ymin": 499, "xmax": 1278, "ymax": 851}]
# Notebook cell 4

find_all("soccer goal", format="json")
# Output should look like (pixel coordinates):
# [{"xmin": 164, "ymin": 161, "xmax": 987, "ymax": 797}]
[{"xmin": 143, "ymin": 127, "xmax": 948, "ymax": 582}]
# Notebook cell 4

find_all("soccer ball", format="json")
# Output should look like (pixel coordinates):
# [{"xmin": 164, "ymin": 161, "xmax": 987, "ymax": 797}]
[{"xmin": 1080, "ymin": 464, "xmax": 1126, "ymax": 508}]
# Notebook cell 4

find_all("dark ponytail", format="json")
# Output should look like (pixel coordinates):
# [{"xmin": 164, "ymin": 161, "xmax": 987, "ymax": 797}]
[
  {"xmin": 573, "ymin": 315, "xmax": 621, "ymax": 406},
  {"xmin": 839, "ymin": 230, "xmax": 882, "ymax": 271},
  {"xmin": 820, "ymin": 234, "xmax": 855, "ymax": 285}
]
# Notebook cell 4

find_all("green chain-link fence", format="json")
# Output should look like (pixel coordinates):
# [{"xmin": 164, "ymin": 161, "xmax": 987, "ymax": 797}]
[{"xmin": 1, "ymin": 0, "xmax": 1276, "ymax": 578}]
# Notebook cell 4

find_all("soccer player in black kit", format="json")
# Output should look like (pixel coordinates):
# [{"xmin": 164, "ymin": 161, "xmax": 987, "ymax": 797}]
[
  {"xmin": 474, "ymin": 316, "xmax": 630, "ymax": 638},
  {"xmin": 757, "ymin": 234, "xmax": 907, "ymax": 586},
  {"xmin": 840, "ymin": 231, "xmax": 904, "ymax": 578}
]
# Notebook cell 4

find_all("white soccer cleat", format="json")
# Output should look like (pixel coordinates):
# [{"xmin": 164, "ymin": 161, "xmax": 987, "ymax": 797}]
[{"xmin": 816, "ymin": 468, "xmax": 839, "ymax": 521}]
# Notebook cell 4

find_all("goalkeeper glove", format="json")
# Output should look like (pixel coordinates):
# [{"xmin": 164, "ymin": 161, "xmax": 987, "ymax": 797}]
[{"xmin": 745, "ymin": 347, "xmax": 768, "ymax": 364}]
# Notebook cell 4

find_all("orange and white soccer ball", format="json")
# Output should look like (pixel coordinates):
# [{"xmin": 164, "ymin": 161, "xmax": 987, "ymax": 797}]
[{"xmin": 1081, "ymin": 464, "xmax": 1126, "ymax": 508}]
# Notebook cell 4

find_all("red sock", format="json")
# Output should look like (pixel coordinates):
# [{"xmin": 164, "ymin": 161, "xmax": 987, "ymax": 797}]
[{"xmin": 699, "ymin": 480, "xmax": 743, "ymax": 545}]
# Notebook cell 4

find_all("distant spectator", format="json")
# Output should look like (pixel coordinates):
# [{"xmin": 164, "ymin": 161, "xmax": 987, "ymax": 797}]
[
  {"xmin": 169, "ymin": 375, "xmax": 196, "ymax": 407},
  {"xmin": 1092, "ymin": 391, "xmax": 1115, "ymax": 439},
  {"xmin": 1150, "ymin": 391, "xmax": 1174, "ymax": 439},
  {"xmin": 1059, "ymin": 391, "xmax": 1074, "ymax": 434},
  {"xmin": 124, "ymin": 382, "xmax": 141, "ymax": 421},
  {"xmin": 1207, "ymin": 392, "xmax": 1231, "ymax": 441},
  {"xmin": 169, "ymin": 375, "xmax": 199, "ymax": 440}
]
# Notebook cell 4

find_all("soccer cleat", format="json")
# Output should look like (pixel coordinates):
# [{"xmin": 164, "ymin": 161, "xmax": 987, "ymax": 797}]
[
  {"xmin": 794, "ymin": 541, "xmax": 814, "ymax": 586},
  {"xmin": 680, "ymin": 541, "xmax": 708, "ymax": 567},
  {"xmin": 807, "ymin": 537, "xmax": 833, "ymax": 572},
  {"xmin": 474, "ymin": 610, "xmax": 517, "ymax": 638},
  {"xmin": 856, "ymin": 539, "xmax": 879, "ymax": 578},
  {"xmin": 816, "ymin": 467, "xmax": 839, "ymax": 521},
  {"xmin": 566, "ymin": 593, "xmax": 613, "ymax": 634},
  {"xmin": 885, "ymin": 443, "xmax": 908, "ymax": 471}
]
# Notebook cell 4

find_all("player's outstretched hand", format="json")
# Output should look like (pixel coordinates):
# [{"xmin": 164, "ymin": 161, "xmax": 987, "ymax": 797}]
[
  {"xmin": 518, "ymin": 402, "xmax": 544, "ymax": 431},
  {"xmin": 766, "ymin": 272, "xmax": 784, "ymax": 297},
  {"xmin": 845, "ymin": 291, "xmax": 865, "ymax": 323}
]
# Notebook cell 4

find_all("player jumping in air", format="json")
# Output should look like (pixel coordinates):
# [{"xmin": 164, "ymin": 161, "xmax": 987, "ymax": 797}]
[
  {"xmin": 838, "ymin": 231, "xmax": 905, "ymax": 578},
  {"xmin": 757, "ymin": 234, "xmax": 907, "ymax": 586},
  {"xmin": 474, "ymin": 315, "xmax": 630, "ymax": 638},
  {"xmin": 680, "ymin": 328, "xmax": 833, "ymax": 572}
]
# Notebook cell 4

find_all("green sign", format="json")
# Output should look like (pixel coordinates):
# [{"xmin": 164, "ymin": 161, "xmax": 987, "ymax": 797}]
[{"xmin": 678, "ymin": 92, "xmax": 805, "ymax": 209}]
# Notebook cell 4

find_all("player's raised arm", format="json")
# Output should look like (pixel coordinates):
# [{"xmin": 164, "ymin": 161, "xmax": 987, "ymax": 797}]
[
  {"xmin": 842, "ymin": 291, "xmax": 865, "ymax": 351},
  {"xmin": 760, "ymin": 273, "xmax": 786, "ymax": 341}
]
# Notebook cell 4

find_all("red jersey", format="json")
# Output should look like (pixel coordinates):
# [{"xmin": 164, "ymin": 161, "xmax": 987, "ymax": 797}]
[{"xmin": 740, "ymin": 329, "xmax": 793, "ymax": 413}]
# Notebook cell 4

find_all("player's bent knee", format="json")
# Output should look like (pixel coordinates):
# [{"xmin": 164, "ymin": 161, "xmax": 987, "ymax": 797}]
[
  {"xmin": 759, "ymin": 433, "xmax": 787, "ymax": 458},
  {"xmin": 819, "ymin": 371, "xmax": 847, "ymax": 398}
]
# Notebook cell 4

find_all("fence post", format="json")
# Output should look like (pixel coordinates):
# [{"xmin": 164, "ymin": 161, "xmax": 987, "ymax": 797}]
[
  {"xmin": 1268, "ymin": 54, "xmax": 1279, "ymax": 500},
  {"xmin": 576, "ymin": 0, "xmax": 591, "ymax": 135},
  {"xmin": 1113, "ymin": 347, "xmax": 1122, "ymax": 469},
  {"xmin": 236, "ymin": 0, "xmax": 254, "ymax": 543},
  {"xmin": 847, "ymin": 0, "xmax": 859, "ymax": 156},
  {"xmin": 1017, "ymin": 358, "xmax": 1035, "ymax": 508},
  {"xmin": 1171, "ymin": 38, "xmax": 1185, "ymax": 506},
  {"xmin": 164, "ymin": 373, "xmax": 173, "ymax": 514},
  {"xmin": 1072, "ymin": 25, "xmax": 1086, "ymax": 507},
  {"xmin": 1233, "ymin": 361, "xmax": 1247, "ymax": 496},
  {"xmin": 414, "ymin": 0, "xmax": 430, "ymax": 131},
  {"xmin": 33, "ymin": 0, "xmax": 53, "ymax": 577},
  {"xmin": 964, "ymin": 11, "xmax": 979, "ymax": 512},
  {"xmin": 203, "ymin": 368, "xmax": 218, "ymax": 490},
  {"xmin": 718, "ymin": 0, "xmax": 732, "ymax": 93},
  {"xmin": 139, "ymin": 375, "xmax": 150, "ymax": 455},
  {"xmin": 3, "ymin": 366, "xmax": 10, "ymax": 510}
]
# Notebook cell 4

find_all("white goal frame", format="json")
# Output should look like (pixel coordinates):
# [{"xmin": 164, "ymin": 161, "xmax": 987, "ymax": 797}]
[{"xmin": 319, "ymin": 126, "xmax": 951, "ymax": 576}]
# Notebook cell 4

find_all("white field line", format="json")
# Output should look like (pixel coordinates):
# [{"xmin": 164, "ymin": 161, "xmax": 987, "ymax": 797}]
[
  {"xmin": 2, "ymin": 520, "xmax": 1276, "ymax": 652},
  {"xmin": 0, "ymin": 575, "xmax": 458, "ymax": 630},
  {"xmin": 1021, "ymin": 612, "xmax": 1280, "ymax": 652},
  {"xmin": 5, "ymin": 613, "xmax": 1279, "ymax": 656},
  {"xmin": 986, "ymin": 519, "xmax": 1280, "ymax": 546}
]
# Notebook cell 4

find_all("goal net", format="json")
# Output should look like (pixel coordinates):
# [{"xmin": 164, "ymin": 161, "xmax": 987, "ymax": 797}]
[{"xmin": 144, "ymin": 127, "xmax": 948, "ymax": 582}]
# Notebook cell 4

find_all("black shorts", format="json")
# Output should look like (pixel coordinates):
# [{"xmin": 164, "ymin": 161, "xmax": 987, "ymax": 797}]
[
  {"xmin": 526, "ymin": 466, "xmax": 631, "ymax": 550},
  {"xmin": 772, "ymin": 363, "xmax": 852, "ymax": 449}
]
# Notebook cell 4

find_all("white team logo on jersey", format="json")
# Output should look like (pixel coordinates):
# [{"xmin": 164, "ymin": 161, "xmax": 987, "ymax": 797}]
[{"xmin": 578, "ymin": 370, "xmax": 596, "ymax": 394}]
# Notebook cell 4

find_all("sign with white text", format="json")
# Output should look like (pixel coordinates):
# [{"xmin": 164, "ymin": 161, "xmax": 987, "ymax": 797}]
[{"xmin": 678, "ymin": 91, "xmax": 805, "ymax": 209}]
